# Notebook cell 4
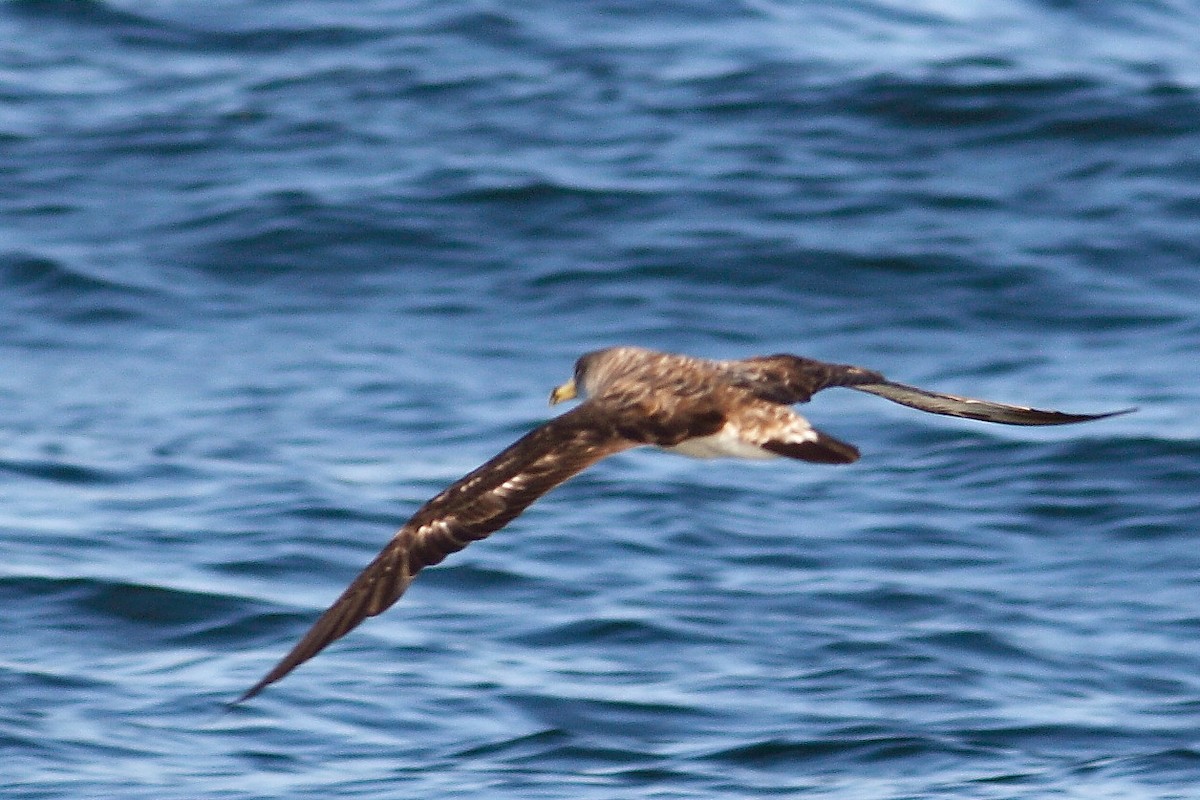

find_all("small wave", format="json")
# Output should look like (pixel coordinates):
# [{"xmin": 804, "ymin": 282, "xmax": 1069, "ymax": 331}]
[
  {"xmin": 910, "ymin": 628, "xmax": 1031, "ymax": 663},
  {"xmin": 502, "ymin": 686, "xmax": 710, "ymax": 743},
  {"xmin": 0, "ymin": 454, "xmax": 121, "ymax": 485},
  {"xmin": 452, "ymin": 727, "xmax": 567, "ymax": 760},
  {"xmin": 177, "ymin": 190, "xmax": 479, "ymax": 282},
  {"xmin": 707, "ymin": 732, "xmax": 962, "ymax": 769},
  {"xmin": 2, "ymin": 575, "xmax": 249, "ymax": 644},
  {"xmin": 834, "ymin": 70, "xmax": 1200, "ymax": 146},
  {"xmin": 511, "ymin": 615, "xmax": 692, "ymax": 649},
  {"xmin": 10, "ymin": 0, "xmax": 158, "ymax": 29},
  {"xmin": 0, "ymin": 251, "xmax": 164, "ymax": 328},
  {"xmin": 1, "ymin": 252, "xmax": 132, "ymax": 296},
  {"xmin": 9, "ymin": 0, "xmax": 382, "ymax": 53},
  {"xmin": 964, "ymin": 721, "xmax": 1131, "ymax": 757}
]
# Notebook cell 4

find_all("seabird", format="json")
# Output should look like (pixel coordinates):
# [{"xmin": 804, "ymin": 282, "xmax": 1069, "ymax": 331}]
[{"xmin": 237, "ymin": 346, "xmax": 1130, "ymax": 701}]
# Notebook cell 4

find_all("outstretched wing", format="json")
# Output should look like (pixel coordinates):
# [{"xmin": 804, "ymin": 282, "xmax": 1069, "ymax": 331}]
[
  {"xmin": 726, "ymin": 354, "xmax": 1132, "ymax": 426},
  {"xmin": 237, "ymin": 404, "xmax": 639, "ymax": 702},
  {"xmin": 848, "ymin": 380, "xmax": 1135, "ymax": 425}
]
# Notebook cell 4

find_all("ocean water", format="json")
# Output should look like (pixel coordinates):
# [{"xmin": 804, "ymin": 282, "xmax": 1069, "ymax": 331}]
[{"xmin": 2, "ymin": 0, "xmax": 1199, "ymax": 797}]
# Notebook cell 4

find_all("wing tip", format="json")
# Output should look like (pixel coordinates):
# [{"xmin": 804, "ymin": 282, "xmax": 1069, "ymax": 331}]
[
  {"xmin": 1092, "ymin": 406, "xmax": 1138, "ymax": 420},
  {"xmin": 1016, "ymin": 405, "xmax": 1138, "ymax": 425},
  {"xmin": 852, "ymin": 381, "xmax": 1138, "ymax": 426},
  {"xmin": 232, "ymin": 669, "xmax": 282, "ymax": 705}
]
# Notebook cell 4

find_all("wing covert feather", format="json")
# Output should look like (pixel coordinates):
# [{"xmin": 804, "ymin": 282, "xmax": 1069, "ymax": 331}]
[{"xmin": 723, "ymin": 355, "xmax": 885, "ymax": 404}]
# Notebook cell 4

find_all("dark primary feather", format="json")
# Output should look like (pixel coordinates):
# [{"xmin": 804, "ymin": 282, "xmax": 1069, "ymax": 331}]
[
  {"xmin": 848, "ymin": 381, "xmax": 1136, "ymax": 425},
  {"xmin": 236, "ymin": 404, "xmax": 639, "ymax": 702}
]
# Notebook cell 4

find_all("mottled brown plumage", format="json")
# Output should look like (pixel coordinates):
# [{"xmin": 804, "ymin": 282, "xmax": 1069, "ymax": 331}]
[{"xmin": 237, "ymin": 347, "xmax": 1129, "ymax": 701}]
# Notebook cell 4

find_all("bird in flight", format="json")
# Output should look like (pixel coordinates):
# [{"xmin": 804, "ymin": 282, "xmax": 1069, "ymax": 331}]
[{"xmin": 237, "ymin": 346, "xmax": 1130, "ymax": 701}]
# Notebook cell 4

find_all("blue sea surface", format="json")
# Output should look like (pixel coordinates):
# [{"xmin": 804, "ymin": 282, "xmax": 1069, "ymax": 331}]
[{"xmin": 2, "ymin": 1, "xmax": 1199, "ymax": 797}]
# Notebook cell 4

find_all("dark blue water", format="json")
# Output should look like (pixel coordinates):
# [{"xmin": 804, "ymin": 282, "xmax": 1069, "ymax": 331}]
[{"xmin": 3, "ymin": 1, "xmax": 1198, "ymax": 797}]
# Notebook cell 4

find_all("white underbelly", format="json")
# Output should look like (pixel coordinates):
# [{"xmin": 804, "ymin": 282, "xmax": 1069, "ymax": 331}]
[{"xmin": 662, "ymin": 425, "xmax": 778, "ymax": 460}]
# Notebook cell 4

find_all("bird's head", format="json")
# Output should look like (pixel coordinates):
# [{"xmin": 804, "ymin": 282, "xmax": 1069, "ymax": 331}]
[{"xmin": 550, "ymin": 347, "xmax": 655, "ymax": 405}]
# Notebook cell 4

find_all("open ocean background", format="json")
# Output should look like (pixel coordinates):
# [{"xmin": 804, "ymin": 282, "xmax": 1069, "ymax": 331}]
[{"xmin": 2, "ymin": 1, "xmax": 1199, "ymax": 798}]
